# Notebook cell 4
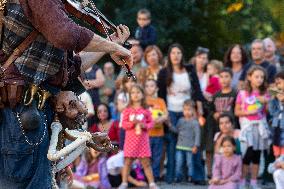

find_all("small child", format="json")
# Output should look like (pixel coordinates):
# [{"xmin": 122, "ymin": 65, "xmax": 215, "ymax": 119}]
[
  {"xmin": 145, "ymin": 79, "xmax": 168, "ymax": 181},
  {"xmin": 269, "ymin": 71, "xmax": 284, "ymax": 158},
  {"xmin": 268, "ymin": 155, "xmax": 284, "ymax": 189},
  {"xmin": 119, "ymin": 84, "xmax": 159, "ymax": 189},
  {"xmin": 170, "ymin": 100, "xmax": 200, "ymax": 182},
  {"xmin": 204, "ymin": 60, "xmax": 223, "ymax": 101},
  {"xmin": 133, "ymin": 9, "xmax": 157, "ymax": 49},
  {"xmin": 209, "ymin": 136, "xmax": 242, "ymax": 189},
  {"xmin": 115, "ymin": 76, "xmax": 136, "ymax": 149},
  {"xmin": 235, "ymin": 65, "xmax": 270, "ymax": 189},
  {"xmin": 212, "ymin": 68, "xmax": 237, "ymax": 120},
  {"xmin": 72, "ymin": 149, "xmax": 111, "ymax": 189}
]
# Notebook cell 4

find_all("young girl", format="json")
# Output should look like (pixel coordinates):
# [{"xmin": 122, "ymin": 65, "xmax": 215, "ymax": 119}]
[
  {"xmin": 72, "ymin": 149, "xmax": 111, "ymax": 189},
  {"xmin": 235, "ymin": 65, "xmax": 270, "ymax": 189},
  {"xmin": 118, "ymin": 84, "xmax": 159, "ymax": 189},
  {"xmin": 115, "ymin": 76, "xmax": 136, "ymax": 149},
  {"xmin": 209, "ymin": 136, "xmax": 242, "ymax": 189}
]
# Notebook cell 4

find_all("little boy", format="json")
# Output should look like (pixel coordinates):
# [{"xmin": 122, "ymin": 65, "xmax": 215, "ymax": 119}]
[
  {"xmin": 212, "ymin": 67, "xmax": 237, "ymax": 121},
  {"xmin": 145, "ymin": 79, "xmax": 168, "ymax": 181},
  {"xmin": 170, "ymin": 100, "xmax": 200, "ymax": 182},
  {"xmin": 133, "ymin": 9, "xmax": 157, "ymax": 49}
]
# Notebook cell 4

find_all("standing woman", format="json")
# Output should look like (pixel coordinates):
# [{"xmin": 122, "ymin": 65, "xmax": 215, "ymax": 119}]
[
  {"xmin": 191, "ymin": 47, "xmax": 210, "ymax": 93},
  {"xmin": 157, "ymin": 43, "xmax": 205, "ymax": 184},
  {"xmin": 224, "ymin": 44, "xmax": 248, "ymax": 90},
  {"xmin": 137, "ymin": 45, "xmax": 163, "ymax": 85}
]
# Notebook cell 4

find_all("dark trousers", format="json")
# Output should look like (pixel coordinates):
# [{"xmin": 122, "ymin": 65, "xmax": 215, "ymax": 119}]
[
  {"xmin": 150, "ymin": 136, "xmax": 164, "ymax": 179},
  {"xmin": 192, "ymin": 150, "xmax": 205, "ymax": 181},
  {"xmin": 165, "ymin": 111, "xmax": 183, "ymax": 183}
]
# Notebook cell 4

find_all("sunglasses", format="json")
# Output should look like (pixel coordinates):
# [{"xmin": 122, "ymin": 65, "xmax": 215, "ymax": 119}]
[{"xmin": 196, "ymin": 47, "xmax": 210, "ymax": 55}]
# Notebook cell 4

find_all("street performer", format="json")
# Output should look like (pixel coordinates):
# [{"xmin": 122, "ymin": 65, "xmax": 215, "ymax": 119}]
[{"xmin": 0, "ymin": 0, "xmax": 133, "ymax": 188}]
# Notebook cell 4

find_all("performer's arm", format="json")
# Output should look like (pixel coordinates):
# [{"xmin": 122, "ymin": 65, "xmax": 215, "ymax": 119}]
[
  {"xmin": 80, "ymin": 25, "xmax": 130, "ymax": 72},
  {"xmin": 20, "ymin": 0, "xmax": 132, "ymax": 66},
  {"xmin": 79, "ymin": 52, "xmax": 105, "ymax": 72}
]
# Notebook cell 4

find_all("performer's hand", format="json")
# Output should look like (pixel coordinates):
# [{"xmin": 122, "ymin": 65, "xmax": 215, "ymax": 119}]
[
  {"xmin": 110, "ymin": 24, "xmax": 130, "ymax": 45},
  {"xmin": 110, "ymin": 45, "xmax": 133, "ymax": 68}
]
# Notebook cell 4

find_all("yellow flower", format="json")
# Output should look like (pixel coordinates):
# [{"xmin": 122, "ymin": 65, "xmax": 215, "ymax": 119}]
[{"xmin": 227, "ymin": 2, "xmax": 244, "ymax": 14}]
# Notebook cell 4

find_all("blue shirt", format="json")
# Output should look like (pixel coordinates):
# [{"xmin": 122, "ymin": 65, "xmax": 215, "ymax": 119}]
[
  {"xmin": 134, "ymin": 24, "xmax": 157, "ymax": 49},
  {"xmin": 239, "ymin": 61, "xmax": 277, "ymax": 84}
]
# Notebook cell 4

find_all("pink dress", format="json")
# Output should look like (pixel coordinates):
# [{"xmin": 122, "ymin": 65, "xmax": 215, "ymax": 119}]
[
  {"xmin": 209, "ymin": 154, "xmax": 242, "ymax": 189},
  {"xmin": 122, "ymin": 107, "xmax": 154, "ymax": 158}
]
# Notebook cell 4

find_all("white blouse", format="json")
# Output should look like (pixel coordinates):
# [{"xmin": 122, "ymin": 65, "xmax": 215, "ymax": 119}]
[{"xmin": 167, "ymin": 72, "xmax": 191, "ymax": 112}]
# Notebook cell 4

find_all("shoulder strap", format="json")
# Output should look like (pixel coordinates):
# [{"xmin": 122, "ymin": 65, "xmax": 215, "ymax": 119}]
[{"xmin": 0, "ymin": 30, "xmax": 39, "ymax": 78}]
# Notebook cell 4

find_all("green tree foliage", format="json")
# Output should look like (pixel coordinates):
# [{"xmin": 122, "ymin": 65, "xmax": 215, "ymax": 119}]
[{"xmin": 83, "ymin": 0, "xmax": 282, "ymax": 60}]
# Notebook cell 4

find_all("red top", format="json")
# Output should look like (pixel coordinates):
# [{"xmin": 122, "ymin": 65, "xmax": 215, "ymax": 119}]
[
  {"xmin": 205, "ymin": 76, "xmax": 221, "ymax": 95},
  {"xmin": 89, "ymin": 121, "xmax": 120, "ymax": 145}
]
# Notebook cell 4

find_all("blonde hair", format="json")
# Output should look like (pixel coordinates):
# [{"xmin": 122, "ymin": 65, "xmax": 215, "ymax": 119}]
[
  {"xmin": 144, "ymin": 45, "xmax": 163, "ymax": 65},
  {"xmin": 208, "ymin": 59, "xmax": 223, "ymax": 73}
]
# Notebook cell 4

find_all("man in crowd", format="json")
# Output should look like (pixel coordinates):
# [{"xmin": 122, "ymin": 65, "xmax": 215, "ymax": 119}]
[
  {"xmin": 239, "ymin": 39, "xmax": 277, "ymax": 88},
  {"xmin": 100, "ymin": 62, "xmax": 116, "ymax": 103},
  {"xmin": 263, "ymin": 37, "xmax": 284, "ymax": 71},
  {"xmin": 117, "ymin": 43, "xmax": 146, "ymax": 81}
]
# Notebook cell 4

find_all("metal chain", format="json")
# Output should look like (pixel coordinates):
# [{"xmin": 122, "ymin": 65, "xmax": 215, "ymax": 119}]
[
  {"xmin": 15, "ymin": 111, "xmax": 47, "ymax": 146},
  {"xmin": 87, "ymin": 1, "xmax": 111, "ymax": 40}
]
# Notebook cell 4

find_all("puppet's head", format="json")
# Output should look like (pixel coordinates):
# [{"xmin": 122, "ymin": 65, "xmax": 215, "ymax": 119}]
[{"xmin": 55, "ymin": 91, "xmax": 87, "ymax": 130}]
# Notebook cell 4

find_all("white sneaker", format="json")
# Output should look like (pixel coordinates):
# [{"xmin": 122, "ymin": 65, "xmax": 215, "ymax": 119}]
[
  {"xmin": 118, "ymin": 182, "xmax": 128, "ymax": 189},
  {"xmin": 149, "ymin": 183, "xmax": 160, "ymax": 189}
]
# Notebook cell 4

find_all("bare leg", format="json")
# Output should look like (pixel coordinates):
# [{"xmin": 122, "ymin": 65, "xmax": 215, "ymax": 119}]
[
  {"xmin": 206, "ymin": 151, "xmax": 212, "ymax": 177},
  {"xmin": 140, "ymin": 158, "xmax": 155, "ymax": 183},
  {"xmin": 122, "ymin": 157, "xmax": 134, "ymax": 183},
  {"xmin": 251, "ymin": 164, "xmax": 259, "ymax": 180},
  {"xmin": 128, "ymin": 176, "xmax": 147, "ymax": 187},
  {"xmin": 242, "ymin": 164, "xmax": 249, "ymax": 179}
]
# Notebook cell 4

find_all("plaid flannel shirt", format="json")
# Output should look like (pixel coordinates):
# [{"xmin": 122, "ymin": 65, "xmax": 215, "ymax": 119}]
[{"xmin": 1, "ymin": 1, "xmax": 64, "ymax": 84}]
